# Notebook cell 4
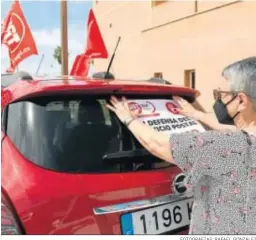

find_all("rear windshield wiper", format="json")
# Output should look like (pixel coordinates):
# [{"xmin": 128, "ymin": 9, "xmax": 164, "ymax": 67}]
[{"xmin": 103, "ymin": 149, "xmax": 162, "ymax": 164}]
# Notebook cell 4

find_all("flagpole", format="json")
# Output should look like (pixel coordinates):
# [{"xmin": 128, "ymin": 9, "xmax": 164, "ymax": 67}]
[
  {"xmin": 61, "ymin": 0, "xmax": 69, "ymax": 76},
  {"xmin": 36, "ymin": 54, "xmax": 45, "ymax": 75}
]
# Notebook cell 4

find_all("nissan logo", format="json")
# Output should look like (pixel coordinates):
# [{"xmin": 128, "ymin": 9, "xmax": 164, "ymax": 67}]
[{"xmin": 173, "ymin": 173, "xmax": 187, "ymax": 194}]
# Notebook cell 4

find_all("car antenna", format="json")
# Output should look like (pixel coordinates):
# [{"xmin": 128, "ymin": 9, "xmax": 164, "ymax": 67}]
[{"xmin": 104, "ymin": 36, "xmax": 121, "ymax": 79}]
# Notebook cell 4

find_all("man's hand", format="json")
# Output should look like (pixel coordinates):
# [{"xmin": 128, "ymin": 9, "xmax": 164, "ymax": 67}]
[
  {"xmin": 173, "ymin": 96, "xmax": 201, "ymax": 120},
  {"xmin": 106, "ymin": 96, "xmax": 140, "ymax": 123},
  {"xmin": 173, "ymin": 96, "xmax": 236, "ymax": 132}
]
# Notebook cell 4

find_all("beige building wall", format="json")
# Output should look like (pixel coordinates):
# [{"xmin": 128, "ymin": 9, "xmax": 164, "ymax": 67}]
[{"xmin": 93, "ymin": 0, "xmax": 256, "ymax": 111}]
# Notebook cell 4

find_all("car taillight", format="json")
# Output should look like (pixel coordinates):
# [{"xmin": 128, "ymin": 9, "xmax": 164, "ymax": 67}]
[{"xmin": 1, "ymin": 192, "xmax": 22, "ymax": 235}]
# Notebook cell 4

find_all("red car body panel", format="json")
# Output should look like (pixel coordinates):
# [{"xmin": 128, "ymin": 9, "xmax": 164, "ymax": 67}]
[
  {"xmin": 2, "ymin": 135, "xmax": 183, "ymax": 234},
  {"xmin": 1, "ymin": 76, "xmax": 196, "ymax": 234}
]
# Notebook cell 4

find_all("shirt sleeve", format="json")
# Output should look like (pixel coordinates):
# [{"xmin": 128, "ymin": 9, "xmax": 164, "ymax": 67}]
[{"xmin": 169, "ymin": 130, "xmax": 247, "ymax": 188}]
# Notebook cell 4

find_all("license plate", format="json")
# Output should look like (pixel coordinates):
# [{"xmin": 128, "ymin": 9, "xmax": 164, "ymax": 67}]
[{"xmin": 121, "ymin": 198, "xmax": 193, "ymax": 235}]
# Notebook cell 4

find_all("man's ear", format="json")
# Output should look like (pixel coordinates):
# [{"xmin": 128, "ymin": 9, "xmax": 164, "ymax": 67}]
[{"xmin": 237, "ymin": 93, "xmax": 249, "ymax": 112}]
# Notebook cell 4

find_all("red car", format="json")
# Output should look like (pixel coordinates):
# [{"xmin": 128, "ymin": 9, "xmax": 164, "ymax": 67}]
[{"xmin": 1, "ymin": 72, "xmax": 205, "ymax": 235}]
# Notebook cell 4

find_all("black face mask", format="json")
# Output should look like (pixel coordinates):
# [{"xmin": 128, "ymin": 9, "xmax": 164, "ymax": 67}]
[{"xmin": 213, "ymin": 96, "xmax": 240, "ymax": 125}]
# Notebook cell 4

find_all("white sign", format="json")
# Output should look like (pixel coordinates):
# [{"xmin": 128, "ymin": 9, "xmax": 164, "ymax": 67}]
[{"xmin": 127, "ymin": 99, "xmax": 205, "ymax": 135}]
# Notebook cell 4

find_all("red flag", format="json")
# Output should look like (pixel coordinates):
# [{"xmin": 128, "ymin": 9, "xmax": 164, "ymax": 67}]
[
  {"xmin": 1, "ymin": 0, "xmax": 38, "ymax": 71},
  {"xmin": 70, "ymin": 54, "xmax": 90, "ymax": 76},
  {"xmin": 84, "ymin": 9, "xmax": 108, "ymax": 59},
  {"xmin": 5, "ymin": 51, "xmax": 14, "ymax": 73}
]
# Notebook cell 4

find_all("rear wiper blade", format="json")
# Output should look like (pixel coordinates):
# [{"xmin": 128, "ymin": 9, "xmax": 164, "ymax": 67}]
[
  {"xmin": 104, "ymin": 149, "xmax": 149, "ymax": 159},
  {"xmin": 103, "ymin": 149, "xmax": 162, "ymax": 164}
]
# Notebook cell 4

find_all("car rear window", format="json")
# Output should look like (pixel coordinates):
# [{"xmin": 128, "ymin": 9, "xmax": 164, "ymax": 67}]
[{"xmin": 6, "ymin": 95, "xmax": 205, "ymax": 173}]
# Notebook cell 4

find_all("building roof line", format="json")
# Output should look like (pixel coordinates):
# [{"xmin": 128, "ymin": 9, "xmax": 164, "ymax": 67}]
[{"xmin": 142, "ymin": 0, "xmax": 241, "ymax": 33}]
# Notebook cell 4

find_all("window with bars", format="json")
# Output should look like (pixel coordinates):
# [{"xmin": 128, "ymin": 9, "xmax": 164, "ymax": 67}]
[{"xmin": 154, "ymin": 72, "xmax": 163, "ymax": 79}]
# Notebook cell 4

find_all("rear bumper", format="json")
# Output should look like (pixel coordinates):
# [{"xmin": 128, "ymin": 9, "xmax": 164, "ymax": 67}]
[
  {"xmin": 94, "ymin": 193, "xmax": 192, "ymax": 235},
  {"xmin": 94, "ymin": 192, "xmax": 193, "ymax": 215}
]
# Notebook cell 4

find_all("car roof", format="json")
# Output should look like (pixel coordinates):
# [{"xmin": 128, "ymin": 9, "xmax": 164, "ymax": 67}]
[{"xmin": 1, "ymin": 73, "xmax": 199, "ymax": 107}]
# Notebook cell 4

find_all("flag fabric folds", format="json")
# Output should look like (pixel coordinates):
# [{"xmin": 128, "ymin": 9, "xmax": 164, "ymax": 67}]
[
  {"xmin": 1, "ymin": 0, "xmax": 38, "ymax": 72},
  {"xmin": 70, "ymin": 9, "xmax": 108, "ymax": 77}
]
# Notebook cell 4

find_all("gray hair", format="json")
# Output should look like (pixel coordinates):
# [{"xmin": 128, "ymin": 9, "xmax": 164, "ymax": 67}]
[{"xmin": 222, "ymin": 56, "xmax": 256, "ymax": 109}]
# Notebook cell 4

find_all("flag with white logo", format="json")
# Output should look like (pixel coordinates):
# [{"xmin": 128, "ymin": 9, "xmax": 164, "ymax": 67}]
[{"xmin": 1, "ymin": 0, "xmax": 38, "ymax": 71}]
